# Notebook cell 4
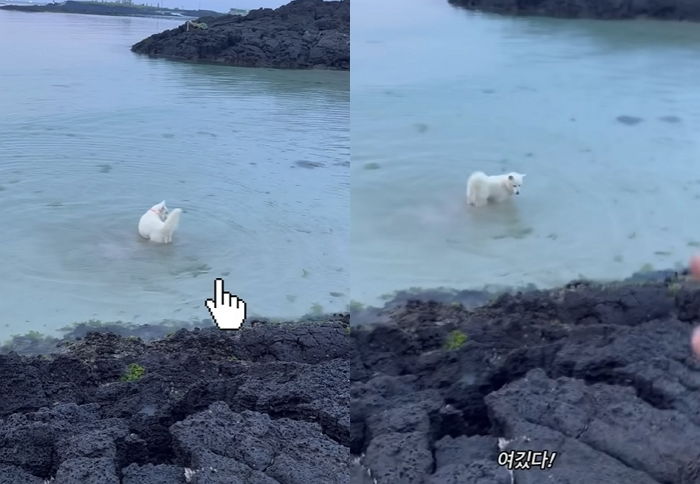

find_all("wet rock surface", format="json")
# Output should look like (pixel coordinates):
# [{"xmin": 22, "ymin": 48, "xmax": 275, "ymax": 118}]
[
  {"xmin": 131, "ymin": 0, "xmax": 349, "ymax": 70},
  {"xmin": 448, "ymin": 0, "xmax": 700, "ymax": 21},
  {"xmin": 0, "ymin": 318, "xmax": 350, "ymax": 483},
  {"xmin": 351, "ymin": 272, "xmax": 700, "ymax": 483}
]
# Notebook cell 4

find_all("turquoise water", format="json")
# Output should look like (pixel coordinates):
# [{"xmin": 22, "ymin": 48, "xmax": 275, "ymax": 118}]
[
  {"xmin": 352, "ymin": 0, "xmax": 700, "ymax": 307},
  {"xmin": 0, "ymin": 11, "xmax": 349, "ymax": 340}
]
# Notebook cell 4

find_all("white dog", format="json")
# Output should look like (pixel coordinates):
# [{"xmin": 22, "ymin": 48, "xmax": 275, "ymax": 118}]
[
  {"xmin": 138, "ymin": 200, "xmax": 182, "ymax": 244},
  {"xmin": 466, "ymin": 171, "xmax": 526, "ymax": 207}
]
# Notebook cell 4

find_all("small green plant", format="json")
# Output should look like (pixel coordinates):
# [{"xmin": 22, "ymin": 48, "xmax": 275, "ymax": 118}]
[
  {"xmin": 344, "ymin": 326, "xmax": 351, "ymax": 335},
  {"xmin": 348, "ymin": 300, "xmax": 364, "ymax": 312},
  {"xmin": 21, "ymin": 330, "xmax": 44, "ymax": 341},
  {"xmin": 444, "ymin": 330, "xmax": 467, "ymax": 351},
  {"xmin": 120, "ymin": 363, "xmax": 145, "ymax": 382},
  {"xmin": 639, "ymin": 263, "xmax": 654, "ymax": 273},
  {"xmin": 668, "ymin": 282, "xmax": 682, "ymax": 296},
  {"xmin": 227, "ymin": 355, "xmax": 238, "ymax": 362},
  {"xmin": 310, "ymin": 303, "xmax": 324, "ymax": 316}
]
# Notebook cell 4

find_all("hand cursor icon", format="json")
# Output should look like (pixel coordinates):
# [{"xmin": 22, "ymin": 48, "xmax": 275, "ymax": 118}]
[{"xmin": 205, "ymin": 278, "xmax": 247, "ymax": 330}]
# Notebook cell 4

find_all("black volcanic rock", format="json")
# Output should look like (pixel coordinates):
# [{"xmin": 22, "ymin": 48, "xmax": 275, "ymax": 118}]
[
  {"xmin": 131, "ymin": 0, "xmax": 350, "ymax": 70},
  {"xmin": 0, "ymin": 318, "xmax": 350, "ymax": 483},
  {"xmin": 351, "ymin": 272, "xmax": 700, "ymax": 482},
  {"xmin": 449, "ymin": 0, "xmax": 700, "ymax": 21},
  {"xmin": 171, "ymin": 402, "xmax": 347, "ymax": 483}
]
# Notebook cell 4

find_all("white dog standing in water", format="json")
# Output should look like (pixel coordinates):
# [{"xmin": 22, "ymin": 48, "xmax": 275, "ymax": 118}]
[
  {"xmin": 138, "ymin": 200, "xmax": 182, "ymax": 244},
  {"xmin": 466, "ymin": 171, "xmax": 526, "ymax": 207}
]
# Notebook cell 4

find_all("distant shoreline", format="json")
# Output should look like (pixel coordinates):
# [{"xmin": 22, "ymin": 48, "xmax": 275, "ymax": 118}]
[
  {"xmin": 0, "ymin": 0, "xmax": 228, "ymax": 20},
  {"xmin": 448, "ymin": 0, "xmax": 700, "ymax": 21}
]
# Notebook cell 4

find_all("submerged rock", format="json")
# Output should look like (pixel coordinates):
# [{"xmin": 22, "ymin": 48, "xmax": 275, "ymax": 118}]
[
  {"xmin": 616, "ymin": 115, "xmax": 644, "ymax": 125},
  {"xmin": 0, "ymin": 318, "xmax": 350, "ymax": 483},
  {"xmin": 131, "ymin": 0, "xmax": 349, "ymax": 70},
  {"xmin": 448, "ymin": 0, "xmax": 700, "ymax": 21},
  {"xmin": 351, "ymin": 271, "xmax": 700, "ymax": 482}
]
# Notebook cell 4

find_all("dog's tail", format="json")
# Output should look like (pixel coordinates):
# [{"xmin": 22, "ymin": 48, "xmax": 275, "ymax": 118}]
[
  {"xmin": 466, "ymin": 171, "xmax": 487, "ymax": 201},
  {"xmin": 161, "ymin": 208, "xmax": 182, "ymax": 235},
  {"xmin": 467, "ymin": 171, "xmax": 487, "ymax": 184}
]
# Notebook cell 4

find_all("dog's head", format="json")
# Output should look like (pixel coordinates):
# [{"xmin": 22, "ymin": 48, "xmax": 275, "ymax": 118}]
[
  {"xmin": 150, "ymin": 200, "xmax": 169, "ymax": 220},
  {"xmin": 505, "ymin": 173, "xmax": 525, "ymax": 195}
]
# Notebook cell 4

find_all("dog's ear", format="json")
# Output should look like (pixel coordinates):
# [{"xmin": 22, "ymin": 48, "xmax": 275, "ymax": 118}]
[{"xmin": 508, "ymin": 175, "xmax": 514, "ymax": 181}]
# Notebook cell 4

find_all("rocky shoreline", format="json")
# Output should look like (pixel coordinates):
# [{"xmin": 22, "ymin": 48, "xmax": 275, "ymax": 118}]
[
  {"xmin": 131, "ymin": 0, "xmax": 349, "ymax": 70},
  {"xmin": 351, "ymin": 271, "xmax": 700, "ymax": 483},
  {"xmin": 448, "ymin": 0, "xmax": 700, "ymax": 21},
  {"xmin": 0, "ymin": 317, "xmax": 350, "ymax": 483}
]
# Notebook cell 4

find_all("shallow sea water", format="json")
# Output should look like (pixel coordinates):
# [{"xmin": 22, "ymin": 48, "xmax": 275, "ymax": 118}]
[
  {"xmin": 352, "ymin": 0, "xmax": 700, "ymax": 307},
  {"xmin": 0, "ymin": 11, "xmax": 349, "ymax": 340}
]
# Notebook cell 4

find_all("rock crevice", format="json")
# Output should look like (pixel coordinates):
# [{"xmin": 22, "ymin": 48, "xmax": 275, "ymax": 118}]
[
  {"xmin": 352, "ymin": 274, "xmax": 700, "ymax": 483},
  {"xmin": 0, "ymin": 318, "xmax": 350, "ymax": 483}
]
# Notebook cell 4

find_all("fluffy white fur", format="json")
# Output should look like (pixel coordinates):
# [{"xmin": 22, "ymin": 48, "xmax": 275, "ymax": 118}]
[
  {"xmin": 138, "ymin": 200, "xmax": 182, "ymax": 244},
  {"xmin": 466, "ymin": 171, "xmax": 526, "ymax": 207}
]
